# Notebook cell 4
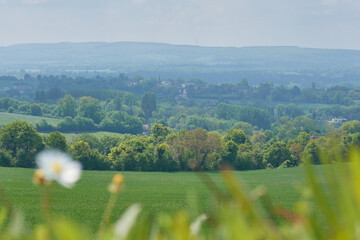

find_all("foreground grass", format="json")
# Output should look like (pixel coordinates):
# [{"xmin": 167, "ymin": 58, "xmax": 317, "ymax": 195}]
[{"xmin": 0, "ymin": 167, "xmax": 303, "ymax": 230}]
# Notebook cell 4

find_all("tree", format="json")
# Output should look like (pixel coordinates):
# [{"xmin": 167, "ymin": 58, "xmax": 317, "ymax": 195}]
[
  {"xmin": 233, "ymin": 121, "xmax": 253, "ymax": 136},
  {"xmin": 58, "ymin": 94, "xmax": 77, "ymax": 118},
  {"xmin": 263, "ymin": 142, "xmax": 291, "ymax": 168},
  {"xmin": 70, "ymin": 141, "xmax": 108, "ymax": 170},
  {"xmin": 75, "ymin": 133, "xmax": 101, "ymax": 150},
  {"xmin": 99, "ymin": 111, "xmax": 143, "ymax": 134},
  {"xmin": 296, "ymin": 132, "xmax": 310, "ymax": 148},
  {"xmin": 30, "ymin": 104, "xmax": 42, "ymax": 116},
  {"xmin": 36, "ymin": 119, "xmax": 56, "ymax": 132},
  {"xmin": 151, "ymin": 124, "xmax": 170, "ymax": 143},
  {"xmin": 224, "ymin": 129, "xmax": 248, "ymax": 145},
  {"xmin": 142, "ymin": 92, "xmax": 157, "ymax": 119},
  {"xmin": 46, "ymin": 131, "xmax": 67, "ymax": 152},
  {"xmin": 251, "ymin": 131, "xmax": 267, "ymax": 146},
  {"xmin": 302, "ymin": 141, "xmax": 321, "ymax": 164},
  {"xmin": 99, "ymin": 135, "xmax": 121, "ymax": 155},
  {"xmin": 222, "ymin": 140, "xmax": 238, "ymax": 168},
  {"xmin": 78, "ymin": 96, "xmax": 103, "ymax": 124},
  {"xmin": 156, "ymin": 143, "xmax": 178, "ymax": 171},
  {"xmin": 0, "ymin": 151, "xmax": 12, "ymax": 167},
  {"xmin": 340, "ymin": 120, "xmax": 360, "ymax": 134},
  {"xmin": 0, "ymin": 121, "xmax": 44, "ymax": 167}
]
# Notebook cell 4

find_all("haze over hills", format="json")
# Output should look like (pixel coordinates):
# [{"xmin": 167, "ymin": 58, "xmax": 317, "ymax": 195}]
[{"xmin": 1, "ymin": 42, "xmax": 360, "ymax": 87}]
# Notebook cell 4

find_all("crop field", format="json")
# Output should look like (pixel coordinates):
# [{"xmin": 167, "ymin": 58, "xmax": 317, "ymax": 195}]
[
  {"xmin": 41, "ymin": 131, "xmax": 123, "ymax": 144},
  {"xmin": 0, "ymin": 112, "xmax": 62, "ymax": 125},
  {"xmin": 0, "ymin": 112, "xmax": 124, "ymax": 142},
  {"xmin": 0, "ymin": 166, "xmax": 304, "ymax": 230}
]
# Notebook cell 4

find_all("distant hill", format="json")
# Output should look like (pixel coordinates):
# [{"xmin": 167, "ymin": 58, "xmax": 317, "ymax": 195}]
[{"xmin": 1, "ymin": 42, "xmax": 360, "ymax": 87}]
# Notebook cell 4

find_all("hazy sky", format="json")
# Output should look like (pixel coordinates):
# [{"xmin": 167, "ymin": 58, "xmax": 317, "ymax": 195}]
[{"xmin": 0, "ymin": 0, "xmax": 360, "ymax": 49}]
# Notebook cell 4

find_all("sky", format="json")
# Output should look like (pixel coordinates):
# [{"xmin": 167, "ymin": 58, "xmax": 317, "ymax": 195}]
[{"xmin": 0, "ymin": 0, "xmax": 360, "ymax": 49}]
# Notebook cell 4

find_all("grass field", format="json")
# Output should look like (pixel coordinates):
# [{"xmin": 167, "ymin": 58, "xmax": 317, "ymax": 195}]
[
  {"xmin": 0, "ymin": 112, "xmax": 124, "ymax": 143},
  {"xmin": 41, "ymin": 132, "xmax": 124, "ymax": 144},
  {"xmin": 0, "ymin": 166, "xmax": 303, "ymax": 230},
  {"xmin": 0, "ymin": 112, "xmax": 62, "ymax": 125}
]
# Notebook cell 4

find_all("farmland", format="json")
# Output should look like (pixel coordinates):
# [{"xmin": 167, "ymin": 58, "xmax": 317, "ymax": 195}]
[
  {"xmin": 0, "ymin": 166, "xmax": 303, "ymax": 230},
  {"xmin": 0, "ymin": 112, "xmax": 62, "ymax": 126}
]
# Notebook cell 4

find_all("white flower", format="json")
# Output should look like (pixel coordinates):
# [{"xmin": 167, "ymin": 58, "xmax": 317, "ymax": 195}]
[{"xmin": 36, "ymin": 150, "xmax": 82, "ymax": 188}]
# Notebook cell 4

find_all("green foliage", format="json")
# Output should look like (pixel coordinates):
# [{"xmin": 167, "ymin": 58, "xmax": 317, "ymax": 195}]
[
  {"xmin": 156, "ymin": 143, "xmax": 178, "ymax": 171},
  {"xmin": 296, "ymin": 132, "xmax": 310, "ymax": 148},
  {"xmin": 46, "ymin": 131, "xmax": 68, "ymax": 151},
  {"xmin": 216, "ymin": 103, "xmax": 271, "ymax": 129},
  {"xmin": 233, "ymin": 121, "xmax": 253, "ymax": 136},
  {"xmin": 0, "ymin": 150, "xmax": 12, "ymax": 167},
  {"xmin": 74, "ymin": 133, "xmax": 101, "ymax": 149},
  {"xmin": 58, "ymin": 94, "xmax": 77, "ymax": 118},
  {"xmin": 141, "ymin": 92, "xmax": 157, "ymax": 119},
  {"xmin": 263, "ymin": 142, "xmax": 291, "ymax": 168},
  {"xmin": 30, "ymin": 103, "xmax": 42, "ymax": 116},
  {"xmin": 99, "ymin": 111, "xmax": 142, "ymax": 134},
  {"xmin": 78, "ymin": 96, "xmax": 103, "ymax": 124},
  {"xmin": 339, "ymin": 120, "xmax": 360, "ymax": 134},
  {"xmin": 36, "ymin": 119, "xmax": 56, "ymax": 132},
  {"xmin": 98, "ymin": 135, "xmax": 121, "ymax": 155},
  {"xmin": 56, "ymin": 116, "xmax": 97, "ymax": 132},
  {"xmin": 70, "ymin": 141, "xmax": 108, "ymax": 170},
  {"xmin": 224, "ymin": 129, "xmax": 248, "ymax": 145},
  {"xmin": 150, "ymin": 123, "xmax": 170, "ymax": 143},
  {"xmin": 0, "ymin": 121, "xmax": 44, "ymax": 167},
  {"xmin": 108, "ymin": 136, "xmax": 155, "ymax": 171},
  {"xmin": 222, "ymin": 140, "xmax": 238, "ymax": 167},
  {"xmin": 302, "ymin": 141, "xmax": 321, "ymax": 164}
]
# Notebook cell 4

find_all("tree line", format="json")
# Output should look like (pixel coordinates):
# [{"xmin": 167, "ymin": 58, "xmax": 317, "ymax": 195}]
[{"xmin": 1, "ymin": 120, "xmax": 360, "ymax": 171}]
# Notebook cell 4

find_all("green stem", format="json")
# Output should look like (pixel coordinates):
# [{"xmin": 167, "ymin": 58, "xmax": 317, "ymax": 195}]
[
  {"xmin": 41, "ymin": 185, "xmax": 52, "ymax": 221},
  {"xmin": 98, "ymin": 192, "xmax": 119, "ymax": 238}
]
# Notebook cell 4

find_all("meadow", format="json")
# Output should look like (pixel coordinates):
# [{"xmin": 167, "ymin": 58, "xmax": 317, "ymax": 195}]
[
  {"xmin": 0, "ymin": 112, "xmax": 62, "ymax": 125},
  {"xmin": 0, "ymin": 112, "xmax": 123, "ymax": 143},
  {"xmin": 0, "ymin": 166, "xmax": 303, "ymax": 230},
  {"xmin": 41, "ymin": 131, "xmax": 123, "ymax": 144}
]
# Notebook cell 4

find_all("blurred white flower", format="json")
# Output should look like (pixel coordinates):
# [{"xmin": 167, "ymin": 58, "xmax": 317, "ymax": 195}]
[
  {"xmin": 190, "ymin": 214, "xmax": 208, "ymax": 236},
  {"xmin": 36, "ymin": 150, "xmax": 82, "ymax": 188},
  {"xmin": 114, "ymin": 204, "xmax": 141, "ymax": 239}
]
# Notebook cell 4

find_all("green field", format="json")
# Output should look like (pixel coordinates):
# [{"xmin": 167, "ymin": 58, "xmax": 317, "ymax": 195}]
[
  {"xmin": 0, "ymin": 112, "xmax": 124, "ymax": 143},
  {"xmin": 0, "ymin": 112, "xmax": 62, "ymax": 125},
  {"xmin": 0, "ymin": 167, "xmax": 303, "ymax": 230},
  {"xmin": 41, "ymin": 132, "xmax": 123, "ymax": 144}
]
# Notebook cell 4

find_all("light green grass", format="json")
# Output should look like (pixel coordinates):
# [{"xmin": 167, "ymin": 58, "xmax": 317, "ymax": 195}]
[
  {"xmin": 41, "ymin": 132, "xmax": 123, "ymax": 144},
  {"xmin": 0, "ymin": 167, "xmax": 303, "ymax": 230},
  {"xmin": 0, "ymin": 112, "xmax": 62, "ymax": 126},
  {"xmin": 0, "ymin": 112, "xmax": 124, "ymax": 143}
]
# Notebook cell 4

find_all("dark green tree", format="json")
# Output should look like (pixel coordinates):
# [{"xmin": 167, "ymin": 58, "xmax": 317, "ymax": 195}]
[
  {"xmin": 263, "ymin": 142, "xmax": 291, "ymax": 168},
  {"xmin": 78, "ymin": 96, "xmax": 103, "ymax": 124},
  {"xmin": 224, "ymin": 129, "xmax": 248, "ymax": 145},
  {"xmin": 302, "ymin": 141, "xmax": 321, "ymax": 164},
  {"xmin": 30, "ymin": 104, "xmax": 42, "ymax": 116},
  {"xmin": 141, "ymin": 92, "xmax": 157, "ymax": 119},
  {"xmin": 0, "ymin": 121, "xmax": 44, "ymax": 167},
  {"xmin": 46, "ymin": 131, "xmax": 67, "ymax": 152},
  {"xmin": 58, "ymin": 94, "xmax": 77, "ymax": 118}
]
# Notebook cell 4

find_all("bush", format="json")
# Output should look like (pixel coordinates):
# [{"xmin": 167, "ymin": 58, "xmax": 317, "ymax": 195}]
[{"xmin": 0, "ymin": 151, "xmax": 12, "ymax": 167}]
